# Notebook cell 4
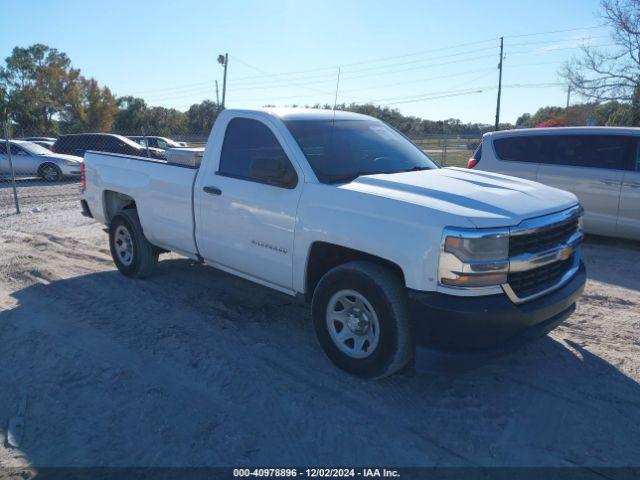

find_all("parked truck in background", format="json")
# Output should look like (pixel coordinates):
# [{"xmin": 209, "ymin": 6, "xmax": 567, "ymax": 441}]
[{"xmin": 80, "ymin": 108, "xmax": 586, "ymax": 378}]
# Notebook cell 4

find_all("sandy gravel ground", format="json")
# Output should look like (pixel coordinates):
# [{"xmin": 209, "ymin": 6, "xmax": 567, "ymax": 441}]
[{"xmin": 0, "ymin": 183, "xmax": 639, "ymax": 468}]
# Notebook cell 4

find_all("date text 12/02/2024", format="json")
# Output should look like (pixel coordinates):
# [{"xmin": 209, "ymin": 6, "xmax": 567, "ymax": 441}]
[{"xmin": 232, "ymin": 468, "xmax": 400, "ymax": 478}]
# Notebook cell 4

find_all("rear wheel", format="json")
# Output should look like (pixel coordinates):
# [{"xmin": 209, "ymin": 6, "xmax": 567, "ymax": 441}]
[
  {"xmin": 39, "ymin": 163, "xmax": 63, "ymax": 181},
  {"xmin": 312, "ymin": 261, "xmax": 413, "ymax": 378},
  {"xmin": 109, "ymin": 209, "xmax": 158, "ymax": 278}
]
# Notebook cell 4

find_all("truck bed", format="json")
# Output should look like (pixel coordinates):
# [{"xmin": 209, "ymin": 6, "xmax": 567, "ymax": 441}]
[{"xmin": 83, "ymin": 151, "xmax": 200, "ymax": 257}]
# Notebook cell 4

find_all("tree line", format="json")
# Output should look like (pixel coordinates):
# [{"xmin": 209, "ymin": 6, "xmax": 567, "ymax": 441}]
[
  {"xmin": 0, "ymin": 44, "xmax": 507, "ymax": 138},
  {"xmin": 0, "ymin": 44, "xmax": 225, "ymax": 137}
]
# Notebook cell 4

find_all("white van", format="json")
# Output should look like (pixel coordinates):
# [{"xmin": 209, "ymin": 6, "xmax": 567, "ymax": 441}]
[{"xmin": 468, "ymin": 127, "xmax": 640, "ymax": 240}]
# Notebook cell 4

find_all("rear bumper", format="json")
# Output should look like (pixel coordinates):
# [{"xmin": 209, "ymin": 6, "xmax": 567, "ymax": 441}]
[
  {"xmin": 407, "ymin": 261, "xmax": 586, "ymax": 351},
  {"xmin": 80, "ymin": 199, "xmax": 93, "ymax": 218}
]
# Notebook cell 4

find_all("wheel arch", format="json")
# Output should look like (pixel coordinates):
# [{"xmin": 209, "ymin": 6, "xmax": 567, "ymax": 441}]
[
  {"xmin": 103, "ymin": 190, "xmax": 137, "ymax": 223},
  {"xmin": 304, "ymin": 241, "xmax": 406, "ymax": 303}
]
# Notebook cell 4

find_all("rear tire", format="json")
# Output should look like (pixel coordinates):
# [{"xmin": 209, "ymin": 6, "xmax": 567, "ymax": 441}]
[
  {"xmin": 311, "ymin": 261, "xmax": 413, "ymax": 378},
  {"xmin": 109, "ymin": 209, "xmax": 158, "ymax": 278}
]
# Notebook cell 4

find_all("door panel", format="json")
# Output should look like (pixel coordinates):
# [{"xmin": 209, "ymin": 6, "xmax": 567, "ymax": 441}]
[
  {"xmin": 195, "ymin": 116, "xmax": 302, "ymax": 290},
  {"xmin": 495, "ymin": 160, "xmax": 539, "ymax": 181},
  {"xmin": 197, "ymin": 176, "xmax": 300, "ymax": 289},
  {"xmin": 535, "ymin": 134, "xmax": 632, "ymax": 235},
  {"xmin": 0, "ymin": 153, "xmax": 8, "ymax": 174},
  {"xmin": 618, "ymin": 170, "xmax": 640, "ymax": 239},
  {"xmin": 536, "ymin": 164, "xmax": 622, "ymax": 235},
  {"xmin": 11, "ymin": 147, "xmax": 36, "ymax": 175},
  {"xmin": 572, "ymin": 168, "xmax": 623, "ymax": 235}
]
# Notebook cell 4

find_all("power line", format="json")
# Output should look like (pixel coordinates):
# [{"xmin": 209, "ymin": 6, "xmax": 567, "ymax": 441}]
[
  {"xmin": 227, "ymin": 52, "xmax": 495, "ymax": 90},
  {"xmin": 229, "ymin": 37, "xmax": 500, "ymax": 83},
  {"xmin": 507, "ymin": 43, "xmax": 617, "ymax": 56},
  {"xmin": 229, "ymin": 53, "xmax": 499, "ymax": 92},
  {"xmin": 503, "ymin": 24, "xmax": 606, "ymax": 39},
  {"xmin": 506, "ymin": 34, "xmax": 609, "ymax": 48},
  {"xmin": 128, "ymin": 27, "xmax": 607, "ymax": 96},
  {"xmin": 229, "ymin": 39, "xmax": 606, "ymax": 90},
  {"xmin": 231, "ymin": 56, "xmax": 333, "ymax": 96}
]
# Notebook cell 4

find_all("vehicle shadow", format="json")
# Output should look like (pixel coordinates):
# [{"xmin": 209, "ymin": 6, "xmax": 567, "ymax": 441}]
[
  {"xmin": 582, "ymin": 234, "xmax": 640, "ymax": 290},
  {"xmin": 0, "ymin": 258, "xmax": 638, "ymax": 467}
]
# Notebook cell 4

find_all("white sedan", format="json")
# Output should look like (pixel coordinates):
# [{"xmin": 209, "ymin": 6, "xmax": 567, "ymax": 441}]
[{"xmin": 0, "ymin": 140, "xmax": 83, "ymax": 181}]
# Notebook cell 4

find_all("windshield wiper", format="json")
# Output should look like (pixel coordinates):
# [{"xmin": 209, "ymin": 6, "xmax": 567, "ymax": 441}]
[
  {"xmin": 327, "ymin": 166, "xmax": 432, "ymax": 184},
  {"xmin": 394, "ymin": 166, "xmax": 431, "ymax": 173}
]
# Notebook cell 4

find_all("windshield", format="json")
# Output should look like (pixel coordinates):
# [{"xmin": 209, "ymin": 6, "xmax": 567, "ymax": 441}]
[
  {"xmin": 19, "ymin": 141, "xmax": 53, "ymax": 155},
  {"xmin": 285, "ymin": 119, "xmax": 438, "ymax": 183}
]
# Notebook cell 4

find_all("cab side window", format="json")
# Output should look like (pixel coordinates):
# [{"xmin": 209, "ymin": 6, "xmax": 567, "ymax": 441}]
[{"xmin": 219, "ymin": 118, "xmax": 297, "ymax": 188}]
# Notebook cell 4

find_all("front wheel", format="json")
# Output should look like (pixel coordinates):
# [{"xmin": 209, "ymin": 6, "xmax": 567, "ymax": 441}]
[
  {"xmin": 39, "ymin": 163, "xmax": 63, "ymax": 181},
  {"xmin": 109, "ymin": 209, "xmax": 158, "ymax": 278},
  {"xmin": 311, "ymin": 261, "xmax": 413, "ymax": 378}
]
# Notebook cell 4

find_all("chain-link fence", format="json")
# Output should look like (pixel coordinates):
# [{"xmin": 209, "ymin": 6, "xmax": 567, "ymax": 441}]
[
  {"xmin": 0, "ymin": 120, "xmax": 209, "ymax": 218},
  {"xmin": 413, "ymin": 134, "xmax": 481, "ymax": 168},
  {"xmin": 1, "ymin": 120, "xmax": 480, "ymax": 218}
]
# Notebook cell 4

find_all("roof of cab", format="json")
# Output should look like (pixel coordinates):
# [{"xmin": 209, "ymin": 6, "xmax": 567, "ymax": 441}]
[
  {"xmin": 485, "ymin": 126, "xmax": 640, "ymax": 138},
  {"xmin": 227, "ymin": 107, "xmax": 373, "ymax": 122}
]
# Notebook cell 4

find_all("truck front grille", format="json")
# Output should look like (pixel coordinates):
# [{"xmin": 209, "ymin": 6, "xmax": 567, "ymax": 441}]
[
  {"xmin": 507, "ymin": 254, "xmax": 574, "ymax": 299},
  {"xmin": 504, "ymin": 206, "xmax": 583, "ymax": 303},
  {"xmin": 509, "ymin": 217, "xmax": 579, "ymax": 256}
]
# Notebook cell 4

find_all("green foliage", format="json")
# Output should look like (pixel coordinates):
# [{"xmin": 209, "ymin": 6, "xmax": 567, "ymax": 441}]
[
  {"xmin": 516, "ymin": 101, "xmax": 638, "ymax": 128},
  {"xmin": 186, "ymin": 100, "xmax": 222, "ymax": 136},
  {"xmin": 300, "ymin": 102, "xmax": 509, "ymax": 136},
  {"xmin": 0, "ymin": 44, "xmax": 117, "ymax": 135},
  {"xmin": 113, "ymin": 96, "xmax": 188, "ymax": 136}
]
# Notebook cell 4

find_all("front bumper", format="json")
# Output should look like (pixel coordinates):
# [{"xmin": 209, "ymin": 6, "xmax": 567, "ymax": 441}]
[
  {"xmin": 60, "ymin": 164, "xmax": 82, "ymax": 176},
  {"xmin": 408, "ymin": 261, "xmax": 586, "ymax": 351}
]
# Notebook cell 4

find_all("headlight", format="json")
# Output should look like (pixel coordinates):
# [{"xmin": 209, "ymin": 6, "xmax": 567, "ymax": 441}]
[
  {"xmin": 63, "ymin": 159, "xmax": 79, "ymax": 166},
  {"xmin": 439, "ymin": 228, "xmax": 509, "ymax": 288}
]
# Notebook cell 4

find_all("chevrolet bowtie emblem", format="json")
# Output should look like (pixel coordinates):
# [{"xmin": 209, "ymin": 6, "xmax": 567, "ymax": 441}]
[{"xmin": 559, "ymin": 245, "xmax": 573, "ymax": 260}]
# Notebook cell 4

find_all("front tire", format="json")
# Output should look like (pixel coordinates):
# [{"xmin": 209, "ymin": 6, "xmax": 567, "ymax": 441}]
[
  {"xmin": 312, "ymin": 261, "xmax": 413, "ymax": 378},
  {"xmin": 109, "ymin": 209, "xmax": 158, "ymax": 278},
  {"xmin": 39, "ymin": 163, "xmax": 63, "ymax": 182}
]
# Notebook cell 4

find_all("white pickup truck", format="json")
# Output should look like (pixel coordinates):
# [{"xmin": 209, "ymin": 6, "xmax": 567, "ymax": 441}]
[{"xmin": 80, "ymin": 108, "xmax": 586, "ymax": 378}]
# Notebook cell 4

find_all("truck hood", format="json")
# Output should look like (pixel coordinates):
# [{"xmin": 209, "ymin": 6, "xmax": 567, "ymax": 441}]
[{"xmin": 340, "ymin": 167, "xmax": 578, "ymax": 228}]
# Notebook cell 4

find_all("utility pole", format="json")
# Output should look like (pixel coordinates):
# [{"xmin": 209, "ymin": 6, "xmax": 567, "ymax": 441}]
[
  {"xmin": 215, "ymin": 80, "xmax": 220, "ymax": 107},
  {"xmin": 566, "ymin": 85, "xmax": 571, "ymax": 108},
  {"xmin": 494, "ymin": 36, "xmax": 504, "ymax": 131},
  {"xmin": 218, "ymin": 53, "xmax": 228, "ymax": 108}
]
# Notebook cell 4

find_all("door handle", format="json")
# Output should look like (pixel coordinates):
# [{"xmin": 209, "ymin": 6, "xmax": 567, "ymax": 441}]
[{"xmin": 203, "ymin": 186, "xmax": 222, "ymax": 196}]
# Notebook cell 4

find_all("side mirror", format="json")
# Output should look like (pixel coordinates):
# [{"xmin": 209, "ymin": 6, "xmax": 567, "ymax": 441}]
[{"xmin": 250, "ymin": 157, "xmax": 297, "ymax": 188}]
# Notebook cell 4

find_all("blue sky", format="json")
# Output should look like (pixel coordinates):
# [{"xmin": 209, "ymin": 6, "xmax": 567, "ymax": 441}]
[{"xmin": 2, "ymin": 0, "xmax": 611, "ymax": 124}]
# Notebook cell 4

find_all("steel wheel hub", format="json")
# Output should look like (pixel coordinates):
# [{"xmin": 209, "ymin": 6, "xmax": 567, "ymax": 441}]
[
  {"xmin": 114, "ymin": 225, "xmax": 134, "ymax": 266},
  {"xmin": 326, "ymin": 289, "xmax": 380, "ymax": 359}
]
